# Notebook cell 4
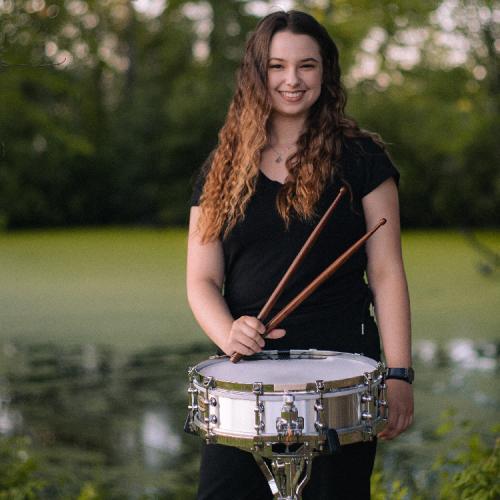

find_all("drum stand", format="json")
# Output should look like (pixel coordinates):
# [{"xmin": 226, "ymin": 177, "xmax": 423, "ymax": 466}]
[
  {"xmin": 253, "ymin": 445, "xmax": 314, "ymax": 500},
  {"xmin": 186, "ymin": 353, "xmax": 388, "ymax": 500}
]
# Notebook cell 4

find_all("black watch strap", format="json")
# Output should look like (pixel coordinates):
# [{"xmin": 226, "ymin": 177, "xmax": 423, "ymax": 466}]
[{"xmin": 385, "ymin": 367, "xmax": 414, "ymax": 384}]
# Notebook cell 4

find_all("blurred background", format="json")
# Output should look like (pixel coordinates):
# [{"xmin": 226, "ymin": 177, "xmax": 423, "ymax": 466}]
[{"xmin": 0, "ymin": 0, "xmax": 498, "ymax": 498}]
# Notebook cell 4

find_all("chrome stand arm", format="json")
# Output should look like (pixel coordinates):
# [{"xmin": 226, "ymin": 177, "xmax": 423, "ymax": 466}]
[
  {"xmin": 252, "ymin": 453, "xmax": 279, "ymax": 498},
  {"xmin": 253, "ymin": 445, "xmax": 314, "ymax": 500}
]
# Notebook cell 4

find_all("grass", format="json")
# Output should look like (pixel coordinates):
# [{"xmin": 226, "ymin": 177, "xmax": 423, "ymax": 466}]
[
  {"xmin": 0, "ymin": 228, "xmax": 198, "ymax": 351},
  {"xmin": 403, "ymin": 230, "xmax": 499, "ymax": 344},
  {"xmin": 0, "ymin": 228, "xmax": 498, "ymax": 351}
]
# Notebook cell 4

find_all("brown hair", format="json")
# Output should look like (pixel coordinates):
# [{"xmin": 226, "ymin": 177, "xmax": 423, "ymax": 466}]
[{"xmin": 197, "ymin": 10, "xmax": 384, "ymax": 242}]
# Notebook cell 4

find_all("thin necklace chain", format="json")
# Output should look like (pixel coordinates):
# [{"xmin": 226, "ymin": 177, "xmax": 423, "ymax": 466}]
[{"xmin": 269, "ymin": 142, "xmax": 295, "ymax": 163}]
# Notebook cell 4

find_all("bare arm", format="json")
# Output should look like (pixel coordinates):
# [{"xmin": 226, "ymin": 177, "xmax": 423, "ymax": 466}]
[
  {"xmin": 186, "ymin": 207, "xmax": 285, "ymax": 356},
  {"xmin": 362, "ymin": 178, "xmax": 413, "ymax": 439}
]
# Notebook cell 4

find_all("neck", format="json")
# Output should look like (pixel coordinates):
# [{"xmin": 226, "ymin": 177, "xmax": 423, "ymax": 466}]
[{"xmin": 268, "ymin": 112, "xmax": 306, "ymax": 146}]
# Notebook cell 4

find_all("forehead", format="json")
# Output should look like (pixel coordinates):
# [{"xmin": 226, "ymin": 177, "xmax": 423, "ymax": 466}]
[{"xmin": 269, "ymin": 31, "xmax": 321, "ymax": 61}]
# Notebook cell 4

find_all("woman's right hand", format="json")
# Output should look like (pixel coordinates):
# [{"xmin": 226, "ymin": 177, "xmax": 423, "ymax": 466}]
[{"xmin": 224, "ymin": 316, "xmax": 286, "ymax": 356}]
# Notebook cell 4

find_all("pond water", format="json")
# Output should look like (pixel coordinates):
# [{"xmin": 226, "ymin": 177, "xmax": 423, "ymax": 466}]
[{"xmin": 0, "ymin": 340, "xmax": 498, "ymax": 499}]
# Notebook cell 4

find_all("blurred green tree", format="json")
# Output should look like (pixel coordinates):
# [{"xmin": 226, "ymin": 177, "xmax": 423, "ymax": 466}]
[{"xmin": 0, "ymin": 0, "xmax": 498, "ymax": 228}]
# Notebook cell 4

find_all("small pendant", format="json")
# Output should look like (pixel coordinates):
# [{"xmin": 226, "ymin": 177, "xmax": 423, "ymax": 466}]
[{"xmin": 275, "ymin": 155, "xmax": 282, "ymax": 163}]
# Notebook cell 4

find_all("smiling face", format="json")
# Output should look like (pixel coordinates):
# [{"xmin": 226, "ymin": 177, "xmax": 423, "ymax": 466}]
[{"xmin": 267, "ymin": 31, "xmax": 323, "ymax": 120}]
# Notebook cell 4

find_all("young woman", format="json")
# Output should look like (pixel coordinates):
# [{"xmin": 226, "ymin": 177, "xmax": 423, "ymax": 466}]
[{"xmin": 187, "ymin": 10, "xmax": 413, "ymax": 500}]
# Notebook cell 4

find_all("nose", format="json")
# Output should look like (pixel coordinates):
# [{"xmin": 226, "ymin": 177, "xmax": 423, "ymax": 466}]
[{"xmin": 284, "ymin": 66, "xmax": 301, "ymax": 88}]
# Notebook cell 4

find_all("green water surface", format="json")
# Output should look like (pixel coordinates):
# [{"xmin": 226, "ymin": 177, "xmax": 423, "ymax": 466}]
[{"xmin": 1, "ymin": 228, "xmax": 498, "ymax": 349}]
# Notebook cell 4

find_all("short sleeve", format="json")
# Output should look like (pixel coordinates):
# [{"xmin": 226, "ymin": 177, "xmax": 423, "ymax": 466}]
[{"xmin": 359, "ymin": 139, "xmax": 400, "ymax": 198}]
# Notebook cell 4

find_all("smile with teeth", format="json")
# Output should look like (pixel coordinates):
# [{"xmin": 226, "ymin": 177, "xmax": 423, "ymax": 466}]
[{"xmin": 279, "ymin": 90, "xmax": 306, "ymax": 101}]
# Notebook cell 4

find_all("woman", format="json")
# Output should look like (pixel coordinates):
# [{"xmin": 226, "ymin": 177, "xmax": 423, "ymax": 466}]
[{"xmin": 187, "ymin": 10, "xmax": 413, "ymax": 500}]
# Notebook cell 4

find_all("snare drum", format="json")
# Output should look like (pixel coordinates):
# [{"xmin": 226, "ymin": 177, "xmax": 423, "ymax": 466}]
[{"xmin": 186, "ymin": 350, "xmax": 387, "ymax": 455}]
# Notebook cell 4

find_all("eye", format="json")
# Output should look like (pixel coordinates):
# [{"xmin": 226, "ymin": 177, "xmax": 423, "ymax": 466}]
[
  {"xmin": 269, "ymin": 64, "xmax": 283, "ymax": 69},
  {"xmin": 301, "ymin": 64, "xmax": 315, "ymax": 69}
]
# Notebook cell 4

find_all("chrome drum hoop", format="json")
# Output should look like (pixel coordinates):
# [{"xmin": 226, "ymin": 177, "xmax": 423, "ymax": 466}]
[
  {"xmin": 191, "ymin": 417, "xmax": 387, "ymax": 454},
  {"xmin": 190, "ymin": 349, "xmax": 384, "ymax": 393}
]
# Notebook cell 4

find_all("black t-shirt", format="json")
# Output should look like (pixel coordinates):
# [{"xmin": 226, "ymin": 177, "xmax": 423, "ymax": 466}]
[{"xmin": 191, "ymin": 136, "xmax": 399, "ymax": 357}]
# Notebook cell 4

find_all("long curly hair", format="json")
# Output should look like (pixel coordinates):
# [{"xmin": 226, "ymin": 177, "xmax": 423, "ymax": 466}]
[{"xmin": 197, "ymin": 10, "xmax": 384, "ymax": 242}]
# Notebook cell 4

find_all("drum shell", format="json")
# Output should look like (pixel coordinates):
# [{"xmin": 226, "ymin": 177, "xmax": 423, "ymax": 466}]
[
  {"xmin": 187, "ymin": 350, "xmax": 387, "ymax": 449},
  {"xmin": 194, "ymin": 384, "xmax": 370, "ymax": 436}
]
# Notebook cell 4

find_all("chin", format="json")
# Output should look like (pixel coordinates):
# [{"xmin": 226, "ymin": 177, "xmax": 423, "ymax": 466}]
[{"xmin": 274, "ymin": 106, "xmax": 310, "ymax": 118}]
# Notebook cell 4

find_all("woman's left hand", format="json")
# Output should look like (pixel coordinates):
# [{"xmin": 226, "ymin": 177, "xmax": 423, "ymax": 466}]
[{"xmin": 378, "ymin": 379, "xmax": 413, "ymax": 440}]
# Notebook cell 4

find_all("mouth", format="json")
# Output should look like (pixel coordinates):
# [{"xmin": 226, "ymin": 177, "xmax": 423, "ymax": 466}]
[{"xmin": 278, "ymin": 90, "xmax": 306, "ymax": 102}]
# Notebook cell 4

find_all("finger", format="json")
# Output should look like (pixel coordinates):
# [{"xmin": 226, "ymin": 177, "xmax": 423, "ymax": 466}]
[
  {"xmin": 378, "ymin": 425, "xmax": 395, "ymax": 440},
  {"xmin": 403, "ymin": 413, "xmax": 413, "ymax": 432},
  {"xmin": 395, "ymin": 406, "xmax": 413, "ymax": 435},
  {"xmin": 237, "ymin": 323, "xmax": 266, "ymax": 348},
  {"xmin": 378, "ymin": 424, "xmax": 393, "ymax": 440},
  {"xmin": 235, "ymin": 329, "xmax": 264, "ymax": 352},
  {"xmin": 265, "ymin": 328, "xmax": 286, "ymax": 339},
  {"xmin": 379, "ymin": 427, "xmax": 397, "ymax": 440},
  {"xmin": 392, "ymin": 412, "xmax": 406, "ymax": 438},
  {"xmin": 378, "ymin": 411, "xmax": 399, "ymax": 440},
  {"xmin": 380, "ymin": 409, "xmax": 409, "ymax": 440},
  {"xmin": 236, "ymin": 335, "xmax": 263, "ymax": 353},
  {"xmin": 231, "ymin": 342, "xmax": 255, "ymax": 357},
  {"xmin": 241, "ymin": 316, "xmax": 266, "ymax": 335}
]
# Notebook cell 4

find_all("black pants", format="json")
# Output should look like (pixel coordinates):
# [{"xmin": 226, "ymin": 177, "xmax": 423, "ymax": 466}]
[{"xmin": 197, "ymin": 440, "xmax": 377, "ymax": 500}]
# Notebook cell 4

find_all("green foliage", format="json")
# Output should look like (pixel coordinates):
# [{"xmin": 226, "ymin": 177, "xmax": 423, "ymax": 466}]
[
  {"xmin": 0, "ymin": 0, "xmax": 498, "ymax": 228},
  {"xmin": 3, "ymin": 415, "xmax": 497, "ymax": 499},
  {"xmin": 433, "ymin": 411, "xmax": 500, "ymax": 500},
  {"xmin": 0, "ymin": 437, "xmax": 45, "ymax": 499},
  {"xmin": 438, "ymin": 438, "xmax": 499, "ymax": 500},
  {"xmin": 0, "ymin": 367, "xmax": 497, "ymax": 499},
  {"xmin": 371, "ymin": 471, "xmax": 409, "ymax": 500},
  {"xmin": 371, "ymin": 409, "xmax": 500, "ymax": 499},
  {"xmin": 76, "ymin": 483, "xmax": 104, "ymax": 500}
]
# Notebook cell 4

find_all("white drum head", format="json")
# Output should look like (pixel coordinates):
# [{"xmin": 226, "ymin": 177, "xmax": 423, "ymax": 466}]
[{"xmin": 197, "ymin": 351, "xmax": 377, "ymax": 385}]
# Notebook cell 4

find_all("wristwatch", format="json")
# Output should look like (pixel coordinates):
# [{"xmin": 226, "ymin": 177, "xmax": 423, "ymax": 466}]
[{"xmin": 385, "ymin": 367, "xmax": 414, "ymax": 384}]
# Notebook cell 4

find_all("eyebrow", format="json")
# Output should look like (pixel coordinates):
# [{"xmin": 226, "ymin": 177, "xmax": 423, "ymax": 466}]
[{"xmin": 268, "ymin": 57, "xmax": 320, "ymax": 63}]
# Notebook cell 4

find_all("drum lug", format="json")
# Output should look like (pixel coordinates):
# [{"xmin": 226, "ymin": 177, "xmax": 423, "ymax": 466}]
[
  {"xmin": 186, "ymin": 366, "xmax": 198, "ymax": 434},
  {"xmin": 314, "ymin": 379, "xmax": 327, "ymax": 449},
  {"xmin": 376, "ymin": 363, "xmax": 388, "ymax": 422},
  {"xmin": 276, "ymin": 393, "xmax": 304, "ymax": 440},
  {"xmin": 377, "ymin": 381, "xmax": 388, "ymax": 421},
  {"xmin": 251, "ymin": 440, "xmax": 264, "ymax": 452},
  {"xmin": 253, "ymin": 382, "xmax": 265, "ymax": 435},
  {"xmin": 253, "ymin": 382, "xmax": 264, "ymax": 395},
  {"xmin": 362, "ymin": 372, "xmax": 375, "ymax": 440},
  {"xmin": 202, "ymin": 376, "xmax": 216, "ymax": 443}
]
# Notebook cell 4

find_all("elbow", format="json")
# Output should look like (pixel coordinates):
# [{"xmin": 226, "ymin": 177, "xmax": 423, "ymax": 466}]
[
  {"xmin": 186, "ymin": 278, "xmax": 201, "ymax": 309},
  {"xmin": 186, "ymin": 275, "xmax": 221, "ymax": 309},
  {"xmin": 367, "ymin": 264, "xmax": 408, "ymax": 294}
]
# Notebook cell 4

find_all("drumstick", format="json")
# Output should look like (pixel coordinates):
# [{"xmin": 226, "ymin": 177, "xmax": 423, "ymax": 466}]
[
  {"xmin": 230, "ymin": 218, "xmax": 386, "ymax": 363},
  {"xmin": 257, "ymin": 186, "xmax": 346, "ymax": 322},
  {"xmin": 264, "ymin": 218, "xmax": 386, "ymax": 333},
  {"xmin": 229, "ymin": 187, "xmax": 346, "ymax": 364}
]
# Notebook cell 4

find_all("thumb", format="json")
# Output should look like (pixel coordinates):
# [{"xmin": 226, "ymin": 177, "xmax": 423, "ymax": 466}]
[{"xmin": 265, "ymin": 328, "xmax": 286, "ymax": 339}]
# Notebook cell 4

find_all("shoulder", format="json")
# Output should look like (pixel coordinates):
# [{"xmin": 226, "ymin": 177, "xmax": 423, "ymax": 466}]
[
  {"xmin": 340, "ymin": 134, "xmax": 388, "ymax": 160},
  {"xmin": 339, "ymin": 134, "xmax": 399, "ymax": 198}
]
